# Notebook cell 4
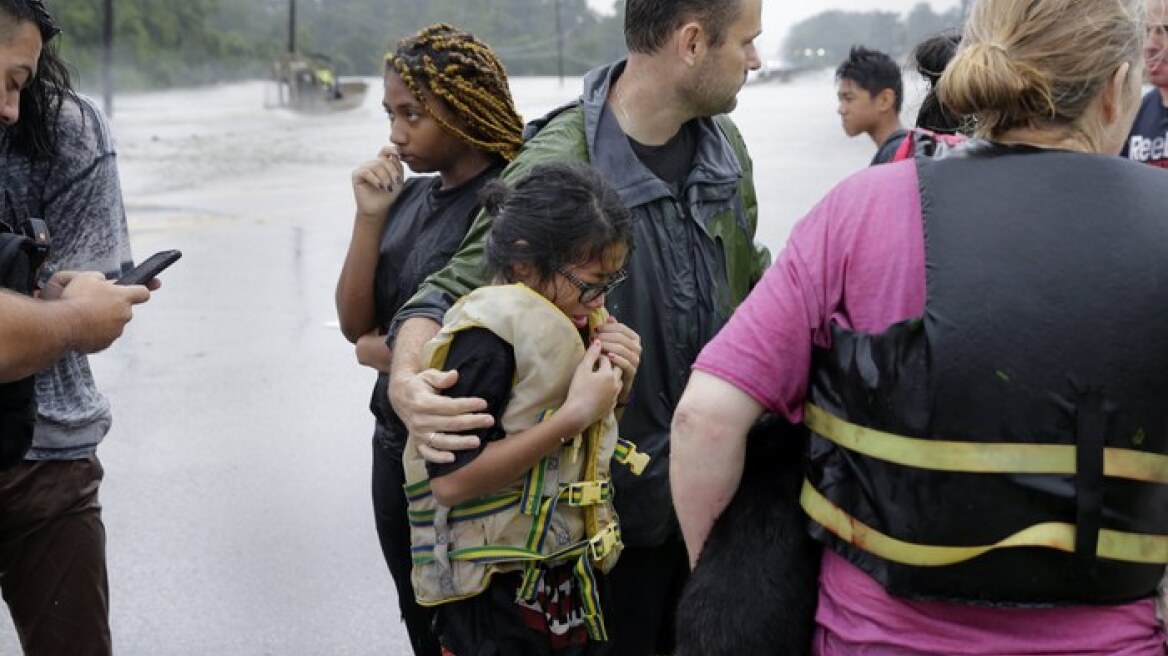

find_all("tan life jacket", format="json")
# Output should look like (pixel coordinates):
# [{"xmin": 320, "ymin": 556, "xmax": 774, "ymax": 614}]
[{"xmin": 403, "ymin": 284, "xmax": 648, "ymax": 640}]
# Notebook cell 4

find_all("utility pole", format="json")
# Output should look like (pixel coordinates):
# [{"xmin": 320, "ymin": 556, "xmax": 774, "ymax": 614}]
[
  {"xmin": 102, "ymin": 0, "xmax": 114, "ymax": 117},
  {"xmin": 288, "ymin": 0, "xmax": 297, "ymax": 55},
  {"xmin": 554, "ymin": 0, "xmax": 564, "ymax": 86}
]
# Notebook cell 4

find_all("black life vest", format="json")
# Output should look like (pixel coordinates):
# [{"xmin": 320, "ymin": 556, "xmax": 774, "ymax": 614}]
[
  {"xmin": 803, "ymin": 141, "xmax": 1168, "ymax": 605},
  {"xmin": 0, "ymin": 217, "xmax": 50, "ymax": 469}
]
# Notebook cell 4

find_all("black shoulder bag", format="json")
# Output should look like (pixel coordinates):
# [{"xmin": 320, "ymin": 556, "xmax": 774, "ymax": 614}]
[{"xmin": 0, "ymin": 216, "xmax": 51, "ymax": 469}]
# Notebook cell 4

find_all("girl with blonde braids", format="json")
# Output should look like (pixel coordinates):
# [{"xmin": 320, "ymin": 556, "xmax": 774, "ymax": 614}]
[{"xmin": 335, "ymin": 24, "xmax": 522, "ymax": 656}]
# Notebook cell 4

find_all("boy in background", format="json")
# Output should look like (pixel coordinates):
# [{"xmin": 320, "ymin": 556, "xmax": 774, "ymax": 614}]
[{"xmin": 836, "ymin": 45, "xmax": 907, "ymax": 165}]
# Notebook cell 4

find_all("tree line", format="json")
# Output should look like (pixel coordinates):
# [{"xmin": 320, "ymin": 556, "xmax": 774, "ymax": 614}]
[
  {"xmin": 49, "ymin": 0, "xmax": 627, "ymax": 91},
  {"xmin": 46, "ymin": 0, "xmax": 961, "ymax": 92},
  {"xmin": 783, "ymin": 2, "xmax": 964, "ymax": 67}
]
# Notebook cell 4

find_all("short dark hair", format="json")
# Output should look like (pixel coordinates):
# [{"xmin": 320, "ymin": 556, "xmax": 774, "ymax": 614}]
[
  {"xmin": 835, "ymin": 45, "xmax": 903, "ymax": 113},
  {"xmin": 483, "ymin": 162, "xmax": 634, "ymax": 289},
  {"xmin": 624, "ymin": 0, "xmax": 742, "ymax": 54},
  {"xmin": 0, "ymin": 0, "xmax": 75, "ymax": 161}
]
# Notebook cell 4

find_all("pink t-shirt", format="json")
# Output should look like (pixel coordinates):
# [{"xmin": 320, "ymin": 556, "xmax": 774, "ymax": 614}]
[{"xmin": 694, "ymin": 160, "xmax": 1165, "ymax": 655}]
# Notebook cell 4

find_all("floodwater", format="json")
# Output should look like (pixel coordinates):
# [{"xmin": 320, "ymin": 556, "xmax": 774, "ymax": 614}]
[{"xmin": 0, "ymin": 72, "xmax": 923, "ymax": 654}]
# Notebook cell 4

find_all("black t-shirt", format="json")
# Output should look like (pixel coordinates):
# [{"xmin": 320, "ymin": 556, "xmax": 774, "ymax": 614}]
[
  {"xmin": 870, "ymin": 128, "xmax": 909, "ymax": 166},
  {"xmin": 425, "ymin": 327, "xmax": 515, "ymax": 479},
  {"xmin": 627, "ymin": 121, "xmax": 697, "ymax": 187},
  {"xmin": 371, "ymin": 162, "xmax": 504, "ymax": 453},
  {"xmin": 1121, "ymin": 89, "xmax": 1168, "ymax": 168}
]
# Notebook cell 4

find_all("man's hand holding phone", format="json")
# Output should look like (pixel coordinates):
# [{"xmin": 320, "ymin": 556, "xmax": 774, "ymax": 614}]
[{"xmin": 51, "ymin": 271, "xmax": 151, "ymax": 354}]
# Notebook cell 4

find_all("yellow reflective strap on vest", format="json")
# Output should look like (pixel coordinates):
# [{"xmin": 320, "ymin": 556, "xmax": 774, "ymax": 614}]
[
  {"xmin": 411, "ymin": 544, "xmax": 546, "ymax": 566},
  {"xmin": 523, "ymin": 496, "xmax": 558, "ymax": 555},
  {"xmin": 407, "ymin": 492, "xmax": 520, "ymax": 527},
  {"xmin": 407, "ymin": 482, "xmax": 612, "ymax": 529},
  {"xmin": 520, "ymin": 409, "xmax": 558, "ymax": 517},
  {"xmin": 613, "ymin": 438, "xmax": 649, "ymax": 475},
  {"xmin": 412, "ymin": 523, "xmax": 620, "ymax": 639},
  {"xmin": 573, "ymin": 552, "xmax": 607, "ymax": 641},
  {"xmin": 404, "ymin": 478, "xmax": 432, "ymax": 503},
  {"xmin": 800, "ymin": 479, "xmax": 1168, "ymax": 566},
  {"xmin": 410, "ymin": 526, "xmax": 616, "ymax": 568},
  {"xmin": 804, "ymin": 403, "xmax": 1168, "ymax": 482},
  {"xmin": 520, "ymin": 456, "xmax": 548, "ymax": 517},
  {"xmin": 517, "ymin": 564, "xmax": 541, "ymax": 603}
]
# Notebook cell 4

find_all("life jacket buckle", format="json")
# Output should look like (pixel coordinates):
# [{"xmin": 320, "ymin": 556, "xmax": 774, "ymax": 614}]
[
  {"xmin": 614, "ymin": 438, "xmax": 650, "ymax": 475},
  {"xmin": 587, "ymin": 524, "xmax": 621, "ymax": 561},
  {"xmin": 565, "ymin": 480, "xmax": 610, "ymax": 507}
]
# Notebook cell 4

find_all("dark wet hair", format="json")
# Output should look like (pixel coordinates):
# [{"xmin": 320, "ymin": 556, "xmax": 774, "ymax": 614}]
[
  {"xmin": 483, "ymin": 162, "xmax": 633, "ymax": 290},
  {"xmin": 912, "ymin": 32, "xmax": 963, "ymax": 133},
  {"xmin": 836, "ymin": 45, "xmax": 903, "ymax": 112},
  {"xmin": 0, "ymin": 0, "xmax": 75, "ymax": 160},
  {"xmin": 387, "ymin": 23, "xmax": 523, "ymax": 161},
  {"xmin": 624, "ymin": 0, "xmax": 742, "ymax": 54}
]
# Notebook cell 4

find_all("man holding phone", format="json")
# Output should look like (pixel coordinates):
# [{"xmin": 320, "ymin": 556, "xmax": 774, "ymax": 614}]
[
  {"xmin": 0, "ymin": 272, "xmax": 148, "ymax": 384},
  {"xmin": 0, "ymin": 2, "xmax": 156, "ymax": 653}
]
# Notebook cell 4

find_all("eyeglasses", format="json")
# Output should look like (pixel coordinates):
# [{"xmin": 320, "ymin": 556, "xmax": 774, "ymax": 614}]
[{"xmin": 556, "ymin": 266, "xmax": 627, "ymax": 304}]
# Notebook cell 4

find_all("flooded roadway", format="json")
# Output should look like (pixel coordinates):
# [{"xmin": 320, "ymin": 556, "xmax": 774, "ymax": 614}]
[{"xmin": 0, "ymin": 73, "xmax": 882, "ymax": 654}]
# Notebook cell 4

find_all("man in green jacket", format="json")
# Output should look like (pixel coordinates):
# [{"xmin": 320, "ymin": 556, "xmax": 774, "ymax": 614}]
[{"xmin": 388, "ymin": 0, "xmax": 769, "ymax": 653}]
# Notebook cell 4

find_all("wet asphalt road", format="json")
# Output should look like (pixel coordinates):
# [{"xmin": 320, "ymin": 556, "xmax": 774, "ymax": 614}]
[{"xmin": 0, "ymin": 73, "xmax": 876, "ymax": 654}]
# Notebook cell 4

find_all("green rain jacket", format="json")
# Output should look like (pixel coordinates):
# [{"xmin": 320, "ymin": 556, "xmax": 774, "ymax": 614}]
[{"xmin": 394, "ymin": 60, "xmax": 770, "ymax": 548}]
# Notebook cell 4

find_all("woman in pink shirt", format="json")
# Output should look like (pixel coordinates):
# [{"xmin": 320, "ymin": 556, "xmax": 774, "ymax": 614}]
[{"xmin": 671, "ymin": 0, "xmax": 1168, "ymax": 653}]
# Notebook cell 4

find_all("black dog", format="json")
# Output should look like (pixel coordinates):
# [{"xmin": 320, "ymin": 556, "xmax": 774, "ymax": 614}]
[{"xmin": 674, "ymin": 415, "xmax": 820, "ymax": 656}]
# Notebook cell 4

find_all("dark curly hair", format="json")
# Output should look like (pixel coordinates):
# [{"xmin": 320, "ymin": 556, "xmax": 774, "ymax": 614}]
[
  {"xmin": 482, "ymin": 162, "xmax": 634, "ymax": 290},
  {"xmin": 0, "ymin": 0, "xmax": 75, "ymax": 161},
  {"xmin": 911, "ymin": 32, "xmax": 963, "ymax": 133}
]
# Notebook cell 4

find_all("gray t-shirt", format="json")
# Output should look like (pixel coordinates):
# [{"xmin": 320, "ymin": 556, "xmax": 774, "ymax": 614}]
[{"xmin": 0, "ymin": 94, "xmax": 133, "ymax": 459}]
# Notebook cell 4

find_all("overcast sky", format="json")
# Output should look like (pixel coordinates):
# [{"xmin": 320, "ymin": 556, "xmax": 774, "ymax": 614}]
[{"xmin": 585, "ymin": 0, "xmax": 963, "ymax": 58}]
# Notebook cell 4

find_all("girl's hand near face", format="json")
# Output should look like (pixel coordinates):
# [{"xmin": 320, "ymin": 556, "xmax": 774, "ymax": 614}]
[
  {"xmin": 563, "ymin": 340, "xmax": 623, "ymax": 431},
  {"xmin": 351, "ymin": 145, "xmax": 406, "ymax": 223},
  {"xmin": 594, "ymin": 317, "xmax": 640, "ymax": 406}
]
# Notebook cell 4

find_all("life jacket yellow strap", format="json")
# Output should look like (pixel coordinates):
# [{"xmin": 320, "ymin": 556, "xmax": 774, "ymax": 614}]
[
  {"xmin": 412, "ymin": 543, "xmax": 545, "ymax": 566},
  {"xmin": 613, "ymin": 438, "xmax": 649, "ymax": 475},
  {"xmin": 407, "ymin": 480, "xmax": 613, "ymax": 528},
  {"xmin": 520, "ymin": 456, "xmax": 549, "ymax": 517},
  {"xmin": 404, "ymin": 478, "xmax": 432, "ymax": 503},
  {"xmin": 523, "ymin": 495, "xmax": 558, "ymax": 556},
  {"xmin": 573, "ymin": 552, "xmax": 607, "ymax": 641},
  {"xmin": 519, "ymin": 409, "xmax": 558, "ymax": 517},
  {"xmin": 517, "ymin": 564, "xmax": 542, "ymax": 603},
  {"xmin": 407, "ymin": 492, "xmax": 521, "ymax": 526},
  {"xmin": 800, "ymin": 478, "xmax": 1168, "ymax": 566},
  {"xmin": 411, "ymin": 524, "xmax": 622, "ymax": 566},
  {"xmin": 411, "ymin": 525, "xmax": 620, "ymax": 641},
  {"xmin": 804, "ymin": 402, "xmax": 1168, "ymax": 483}
]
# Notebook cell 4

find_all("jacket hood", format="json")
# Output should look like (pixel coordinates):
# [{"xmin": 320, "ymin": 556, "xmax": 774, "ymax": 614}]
[{"xmin": 570, "ymin": 60, "xmax": 745, "ymax": 208}]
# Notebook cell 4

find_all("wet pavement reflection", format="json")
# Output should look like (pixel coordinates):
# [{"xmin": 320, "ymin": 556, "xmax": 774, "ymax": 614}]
[{"xmin": 0, "ymin": 73, "xmax": 884, "ymax": 654}]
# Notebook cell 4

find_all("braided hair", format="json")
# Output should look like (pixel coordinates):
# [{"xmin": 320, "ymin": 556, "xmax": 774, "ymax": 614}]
[{"xmin": 387, "ymin": 24, "xmax": 523, "ymax": 162}]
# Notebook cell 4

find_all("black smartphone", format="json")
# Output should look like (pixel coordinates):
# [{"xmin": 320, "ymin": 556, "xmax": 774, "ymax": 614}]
[{"xmin": 116, "ymin": 249, "xmax": 182, "ymax": 285}]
